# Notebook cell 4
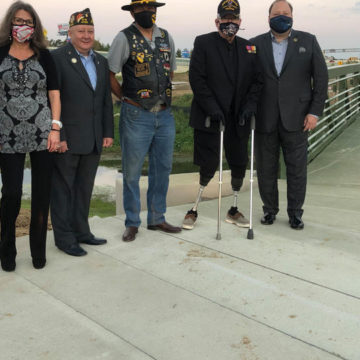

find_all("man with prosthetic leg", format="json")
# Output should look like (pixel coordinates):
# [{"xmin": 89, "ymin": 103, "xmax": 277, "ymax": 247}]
[{"xmin": 182, "ymin": 0, "xmax": 262, "ymax": 231}]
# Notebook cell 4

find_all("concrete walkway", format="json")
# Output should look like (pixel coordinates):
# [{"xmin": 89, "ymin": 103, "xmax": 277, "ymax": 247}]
[{"xmin": 1, "ymin": 119, "xmax": 360, "ymax": 360}]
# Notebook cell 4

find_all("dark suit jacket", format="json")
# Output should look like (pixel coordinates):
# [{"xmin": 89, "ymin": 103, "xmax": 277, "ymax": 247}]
[
  {"xmin": 251, "ymin": 30, "xmax": 328, "ymax": 133},
  {"xmin": 51, "ymin": 43, "xmax": 114, "ymax": 154},
  {"xmin": 189, "ymin": 32, "xmax": 263, "ymax": 135}
]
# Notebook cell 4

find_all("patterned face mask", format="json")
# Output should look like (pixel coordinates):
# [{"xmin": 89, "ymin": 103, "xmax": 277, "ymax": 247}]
[
  {"xmin": 219, "ymin": 22, "xmax": 239, "ymax": 37},
  {"xmin": 12, "ymin": 25, "xmax": 34, "ymax": 43}
]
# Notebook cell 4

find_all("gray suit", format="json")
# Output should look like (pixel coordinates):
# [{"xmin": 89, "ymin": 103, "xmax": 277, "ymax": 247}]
[
  {"xmin": 251, "ymin": 30, "xmax": 328, "ymax": 217},
  {"xmin": 50, "ymin": 43, "xmax": 114, "ymax": 248}
]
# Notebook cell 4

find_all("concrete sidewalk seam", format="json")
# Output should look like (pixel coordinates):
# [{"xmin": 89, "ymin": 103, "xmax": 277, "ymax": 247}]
[
  {"xmin": 18, "ymin": 274, "xmax": 159, "ymax": 360},
  {"xmin": 90, "ymin": 247, "xmax": 351, "ymax": 360}
]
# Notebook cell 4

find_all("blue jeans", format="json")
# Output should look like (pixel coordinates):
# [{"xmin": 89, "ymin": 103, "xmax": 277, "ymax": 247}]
[{"xmin": 120, "ymin": 102, "xmax": 175, "ymax": 227}]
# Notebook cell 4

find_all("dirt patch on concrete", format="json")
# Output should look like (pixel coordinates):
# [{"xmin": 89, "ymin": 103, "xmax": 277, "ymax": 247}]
[{"xmin": 187, "ymin": 248, "xmax": 223, "ymax": 259}]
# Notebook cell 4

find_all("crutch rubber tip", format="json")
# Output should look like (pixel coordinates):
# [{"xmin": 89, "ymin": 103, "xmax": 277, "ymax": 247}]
[
  {"xmin": 247, "ymin": 229, "xmax": 254, "ymax": 240},
  {"xmin": 216, "ymin": 233, "xmax": 222, "ymax": 240}
]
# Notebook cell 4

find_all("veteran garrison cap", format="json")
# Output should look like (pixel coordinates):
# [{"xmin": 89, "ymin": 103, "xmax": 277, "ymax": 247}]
[
  {"xmin": 69, "ymin": 8, "xmax": 94, "ymax": 27},
  {"xmin": 122, "ymin": 0, "xmax": 165, "ymax": 11},
  {"xmin": 218, "ymin": 0, "xmax": 240, "ymax": 18}
]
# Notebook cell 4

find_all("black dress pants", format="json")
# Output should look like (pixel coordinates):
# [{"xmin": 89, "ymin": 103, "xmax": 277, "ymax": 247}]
[
  {"xmin": 0, "ymin": 150, "xmax": 53, "ymax": 262},
  {"xmin": 255, "ymin": 122, "xmax": 308, "ymax": 217},
  {"xmin": 50, "ymin": 152, "xmax": 100, "ymax": 250}
]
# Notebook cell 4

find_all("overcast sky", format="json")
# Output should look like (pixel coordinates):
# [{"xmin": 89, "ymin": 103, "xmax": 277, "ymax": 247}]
[{"xmin": 0, "ymin": 0, "xmax": 359, "ymax": 49}]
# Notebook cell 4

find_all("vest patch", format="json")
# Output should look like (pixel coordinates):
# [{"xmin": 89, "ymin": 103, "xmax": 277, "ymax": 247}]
[
  {"xmin": 136, "ymin": 52, "xmax": 145, "ymax": 63},
  {"xmin": 137, "ymin": 89, "xmax": 153, "ymax": 99},
  {"xmin": 135, "ymin": 63, "xmax": 150, "ymax": 77}
]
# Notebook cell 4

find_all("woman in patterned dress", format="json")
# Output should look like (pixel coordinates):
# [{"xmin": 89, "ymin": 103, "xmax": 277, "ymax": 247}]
[{"xmin": 0, "ymin": 1, "xmax": 61, "ymax": 271}]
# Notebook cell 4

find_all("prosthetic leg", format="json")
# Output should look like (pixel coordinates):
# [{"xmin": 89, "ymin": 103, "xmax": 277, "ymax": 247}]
[
  {"xmin": 182, "ymin": 174, "xmax": 211, "ymax": 230},
  {"xmin": 225, "ymin": 177, "xmax": 250, "ymax": 228},
  {"xmin": 182, "ymin": 115, "xmax": 215, "ymax": 230}
]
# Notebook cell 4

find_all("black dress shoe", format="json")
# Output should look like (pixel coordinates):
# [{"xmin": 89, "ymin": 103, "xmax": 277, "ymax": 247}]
[
  {"xmin": 261, "ymin": 213, "xmax": 276, "ymax": 225},
  {"xmin": 1, "ymin": 258, "xmax": 16, "ymax": 272},
  {"xmin": 147, "ymin": 221, "xmax": 182, "ymax": 233},
  {"xmin": 32, "ymin": 258, "xmax": 46, "ymax": 269},
  {"xmin": 289, "ymin": 216, "xmax": 304, "ymax": 230},
  {"xmin": 58, "ymin": 244, "xmax": 87, "ymax": 257},
  {"xmin": 122, "ymin": 227, "xmax": 138, "ymax": 242},
  {"xmin": 79, "ymin": 237, "xmax": 107, "ymax": 245}
]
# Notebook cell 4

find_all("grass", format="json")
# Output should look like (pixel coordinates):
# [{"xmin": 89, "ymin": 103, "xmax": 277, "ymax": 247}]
[
  {"xmin": 89, "ymin": 198, "xmax": 116, "ymax": 218},
  {"xmin": 21, "ymin": 198, "xmax": 116, "ymax": 219}
]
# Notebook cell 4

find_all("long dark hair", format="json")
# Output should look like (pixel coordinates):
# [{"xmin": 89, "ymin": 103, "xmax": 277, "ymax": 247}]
[{"xmin": 0, "ymin": 1, "xmax": 47, "ymax": 55}]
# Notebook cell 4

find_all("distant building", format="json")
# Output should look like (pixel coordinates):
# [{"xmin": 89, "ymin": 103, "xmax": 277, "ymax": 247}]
[
  {"xmin": 57, "ymin": 23, "xmax": 69, "ymax": 36},
  {"xmin": 181, "ymin": 49, "xmax": 190, "ymax": 59}
]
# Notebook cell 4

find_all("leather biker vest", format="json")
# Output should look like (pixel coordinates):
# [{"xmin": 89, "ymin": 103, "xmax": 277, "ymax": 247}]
[{"xmin": 122, "ymin": 24, "xmax": 172, "ymax": 110}]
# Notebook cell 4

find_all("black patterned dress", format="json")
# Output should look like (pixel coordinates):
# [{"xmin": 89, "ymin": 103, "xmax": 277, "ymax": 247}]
[{"xmin": 0, "ymin": 54, "xmax": 52, "ymax": 153}]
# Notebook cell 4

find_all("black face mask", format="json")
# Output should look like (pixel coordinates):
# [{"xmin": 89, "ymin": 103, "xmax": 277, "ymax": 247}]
[
  {"xmin": 134, "ymin": 11, "xmax": 156, "ymax": 29},
  {"xmin": 269, "ymin": 15, "xmax": 293, "ymax": 34}
]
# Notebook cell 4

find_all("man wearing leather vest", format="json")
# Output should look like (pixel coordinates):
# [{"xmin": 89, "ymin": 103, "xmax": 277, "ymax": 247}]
[{"xmin": 109, "ymin": 0, "xmax": 181, "ymax": 242}]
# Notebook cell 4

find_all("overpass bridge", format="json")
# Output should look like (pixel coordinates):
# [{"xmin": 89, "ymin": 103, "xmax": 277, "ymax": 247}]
[
  {"xmin": 1, "ymin": 65, "xmax": 360, "ymax": 360},
  {"xmin": 323, "ymin": 48, "xmax": 360, "ymax": 54}
]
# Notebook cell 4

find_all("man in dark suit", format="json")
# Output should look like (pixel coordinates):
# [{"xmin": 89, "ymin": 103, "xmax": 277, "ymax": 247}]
[
  {"xmin": 51, "ymin": 8, "xmax": 114, "ymax": 256},
  {"xmin": 251, "ymin": 0, "xmax": 328, "ymax": 229},
  {"xmin": 182, "ymin": 0, "xmax": 262, "ymax": 230}
]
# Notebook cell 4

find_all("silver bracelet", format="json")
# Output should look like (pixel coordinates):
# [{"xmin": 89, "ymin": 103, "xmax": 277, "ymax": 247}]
[{"xmin": 51, "ymin": 120, "xmax": 63, "ymax": 129}]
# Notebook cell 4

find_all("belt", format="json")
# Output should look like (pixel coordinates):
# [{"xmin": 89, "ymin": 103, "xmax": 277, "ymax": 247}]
[{"xmin": 123, "ymin": 98, "xmax": 166, "ymax": 113}]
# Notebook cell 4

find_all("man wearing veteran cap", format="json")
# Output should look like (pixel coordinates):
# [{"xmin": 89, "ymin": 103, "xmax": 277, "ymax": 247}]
[
  {"xmin": 251, "ymin": 0, "xmax": 328, "ymax": 230},
  {"xmin": 50, "ymin": 8, "xmax": 114, "ymax": 256},
  {"xmin": 182, "ymin": 0, "xmax": 262, "ymax": 230},
  {"xmin": 108, "ymin": 0, "xmax": 180, "ymax": 242}
]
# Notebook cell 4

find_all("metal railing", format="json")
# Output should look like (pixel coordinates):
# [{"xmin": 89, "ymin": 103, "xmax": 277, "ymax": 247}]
[{"xmin": 307, "ymin": 64, "xmax": 360, "ymax": 162}]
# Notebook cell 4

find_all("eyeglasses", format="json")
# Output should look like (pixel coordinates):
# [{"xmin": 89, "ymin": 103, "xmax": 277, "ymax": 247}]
[{"xmin": 13, "ymin": 17, "xmax": 35, "ymax": 27}]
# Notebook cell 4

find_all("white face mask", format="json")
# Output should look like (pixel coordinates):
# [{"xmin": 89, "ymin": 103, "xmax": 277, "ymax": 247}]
[{"xmin": 12, "ymin": 25, "xmax": 34, "ymax": 43}]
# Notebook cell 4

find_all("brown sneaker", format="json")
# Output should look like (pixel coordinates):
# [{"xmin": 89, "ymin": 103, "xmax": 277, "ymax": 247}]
[
  {"xmin": 225, "ymin": 207, "xmax": 250, "ymax": 228},
  {"xmin": 182, "ymin": 209, "xmax": 198, "ymax": 230}
]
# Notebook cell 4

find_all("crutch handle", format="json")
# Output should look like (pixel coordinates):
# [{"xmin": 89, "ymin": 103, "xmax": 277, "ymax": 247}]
[{"xmin": 250, "ymin": 114, "xmax": 256, "ymax": 130}]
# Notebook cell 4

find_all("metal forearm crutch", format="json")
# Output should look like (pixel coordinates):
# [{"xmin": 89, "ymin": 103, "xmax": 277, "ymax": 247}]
[
  {"xmin": 247, "ymin": 114, "xmax": 256, "ymax": 240},
  {"xmin": 205, "ymin": 116, "xmax": 224, "ymax": 240},
  {"xmin": 216, "ymin": 121, "xmax": 225, "ymax": 240}
]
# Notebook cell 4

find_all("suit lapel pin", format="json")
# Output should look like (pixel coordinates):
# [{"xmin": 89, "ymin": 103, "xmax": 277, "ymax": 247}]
[
  {"xmin": 299, "ymin": 47, "xmax": 306, "ymax": 53},
  {"xmin": 293, "ymin": 37, "xmax": 298, "ymax": 42},
  {"xmin": 71, "ymin": 58, "xmax": 77, "ymax": 64}
]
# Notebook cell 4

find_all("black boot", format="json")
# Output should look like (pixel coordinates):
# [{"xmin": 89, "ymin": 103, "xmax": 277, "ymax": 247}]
[{"xmin": 1, "ymin": 257, "xmax": 16, "ymax": 272}]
